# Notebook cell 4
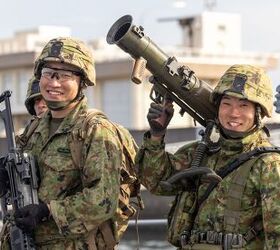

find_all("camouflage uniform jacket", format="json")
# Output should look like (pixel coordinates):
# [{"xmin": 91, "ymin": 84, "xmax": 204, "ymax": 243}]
[
  {"xmin": 22, "ymin": 97, "xmax": 122, "ymax": 249},
  {"xmin": 136, "ymin": 129, "xmax": 280, "ymax": 249}
]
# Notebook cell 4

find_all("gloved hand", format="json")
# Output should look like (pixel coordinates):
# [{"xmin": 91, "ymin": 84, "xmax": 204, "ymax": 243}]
[
  {"xmin": 147, "ymin": 100, "xmax": 174, "ymax": 137},
  {"xmin": 14, "ymin": 202, "xmax": 50, "ymax": 232},
  {"xmin": 274, "ymin": 85, "xmax": 280, "ymax": 113},
  {"xmin": 0, "ymin": 165, "xmax": 9, "ymax": 198}
]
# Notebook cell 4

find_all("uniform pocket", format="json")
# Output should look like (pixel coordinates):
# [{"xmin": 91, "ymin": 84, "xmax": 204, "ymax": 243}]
[
  {"xmin": 44, "ymin": 150, "xmax": 76, "ymax": 171},
  {"xmin": 38, "ymin": 137, "xmax": 81, "ymax": 200},
  {"xmin": 42, "ymin": 135, "xmax": 76, "ymax": 172}
]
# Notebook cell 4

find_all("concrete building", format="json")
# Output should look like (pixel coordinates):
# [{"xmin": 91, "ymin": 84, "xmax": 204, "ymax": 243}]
[
  {"xmin": 0, "ymin": 26, "xmax": 71, "ymax": 137},
  {"xmin": 0, "ymin": 12, "xmax": 279, "ymax": 148}
]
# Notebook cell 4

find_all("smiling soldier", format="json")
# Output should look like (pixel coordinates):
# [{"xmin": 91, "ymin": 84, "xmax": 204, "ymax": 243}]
[{"xmin": 136, "ymin": 64, "xmax": 280, "ymax": 249}]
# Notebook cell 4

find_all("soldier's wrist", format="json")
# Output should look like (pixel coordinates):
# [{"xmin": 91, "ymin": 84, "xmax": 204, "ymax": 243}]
[
  {"xmin": 150, "ymin": 128, "xmax": 166, "ymax": 138},
  {"xmin": 150, "ymin": 133, "xmax": 164, "ymax": 141},
  {"xmin": 143, "ymin": 131, "xmax": 165, "ymax": 148}
]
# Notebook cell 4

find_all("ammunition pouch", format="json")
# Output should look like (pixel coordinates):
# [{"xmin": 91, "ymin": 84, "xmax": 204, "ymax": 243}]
[
  {"xmin": 167, "ymin": 191, "xmax": 197, "ymax": 246},
  {"xmin": 188, "ymin": 230, "xmax": 245, "ymax": 250}
]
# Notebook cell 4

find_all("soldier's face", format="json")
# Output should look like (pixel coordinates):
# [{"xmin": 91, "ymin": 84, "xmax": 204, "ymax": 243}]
[
  {"xmin": 218, "ymin": 95, "xmax": 256, "ymax": 132},
  {"xmin": 39, "ymin": 62, "xmax": 81, "ymax": 103},
  {"xmin": 34, "ymin": 97, "xmax": 47, "ymax": 117}
]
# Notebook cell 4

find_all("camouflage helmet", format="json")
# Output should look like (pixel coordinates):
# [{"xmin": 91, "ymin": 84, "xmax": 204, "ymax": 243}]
[
  {"xmin": 34, "ymin": 37, "xmax": 96, "ymax": 86},
  {"xmin": 211, "ymin": 64, "xmax": 273, "ymax": 117},
  {"xmin": 25, "ymin": 77, "xmax": 42, "ymax": 115}
]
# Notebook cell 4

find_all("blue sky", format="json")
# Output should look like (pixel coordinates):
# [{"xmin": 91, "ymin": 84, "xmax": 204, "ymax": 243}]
[{"xmin": 1, "ymin": 0, "xmax": 280, "ymax": 84}]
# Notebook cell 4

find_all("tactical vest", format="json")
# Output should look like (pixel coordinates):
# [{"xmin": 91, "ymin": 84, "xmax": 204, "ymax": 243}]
[
  {"xmin": 167, "ymin": 147, "xmax": 280, "ymax": 248},
  {"xmin": 17, "ymin": 109, "xmax": 144, "ymax": 249}
]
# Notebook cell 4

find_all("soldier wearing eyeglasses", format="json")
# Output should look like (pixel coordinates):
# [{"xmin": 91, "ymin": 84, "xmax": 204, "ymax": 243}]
[{"xmin": 0, "ymin": 37, "xmax": 129, "ymax": 250}]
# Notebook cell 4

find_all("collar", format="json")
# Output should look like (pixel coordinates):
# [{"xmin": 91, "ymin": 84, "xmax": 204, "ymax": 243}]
[
  {"xmin": 35, "ymin": 96, "xmax": 88, "ymax": 143},
  {"xmin": 219, "ymin": 128, "xmax": 267, "ymax": 156}
]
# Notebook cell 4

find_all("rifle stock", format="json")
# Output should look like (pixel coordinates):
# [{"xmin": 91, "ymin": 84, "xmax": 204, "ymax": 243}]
[
  {"xmin": 0, "ymin": 90, "xmax": 38, "ymax": 250},
  {"xmin": 107, "ymin": 15, "xmax": 216, "ymax": 127}
]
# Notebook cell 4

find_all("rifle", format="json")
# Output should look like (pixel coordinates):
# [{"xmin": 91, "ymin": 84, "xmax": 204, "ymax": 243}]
[
  {"xmin": 106, "ymin": 15, "xmax": 221, "ymax": 185},
  {"xmin": 0, "ymin": 90, "xmax": 38, "ymax": 250}
]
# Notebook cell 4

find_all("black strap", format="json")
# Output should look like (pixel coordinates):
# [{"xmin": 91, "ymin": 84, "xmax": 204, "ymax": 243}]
[
  {"xmin": 197, "ymin": 146, "xmax": 280, "ymax": 209},
  {"xmin": 179, "ymin": 146, "xmax": 280, "ymax": 246},
  {"xmin": 243, "ymin": 219, "xmax": 263, "ymax": 242}
]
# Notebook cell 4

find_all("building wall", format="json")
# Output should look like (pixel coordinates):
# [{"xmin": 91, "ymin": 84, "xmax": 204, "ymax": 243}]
[
  {"xmin": 181, "ymin": 12, "xmax": 241, "ymax": 53},
  {"xmin": 0, "ymin": 69, "xmax": 31, "ymax": 113},
  {"xmin": 0, "ymin": 26, "xmax": 71, "ymax": 55},
  {"xmin": 0, "ymin": 15, "xmax": 279, "ymax": 134}
]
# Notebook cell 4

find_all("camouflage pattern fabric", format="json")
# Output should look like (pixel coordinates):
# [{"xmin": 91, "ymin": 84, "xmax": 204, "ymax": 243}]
[
  {"xmin": 34, "ymin": 37, "xmax": 96, "ymax": 86},
  {"xmin": 136, "ymin": 129, "xmax": 280, "ymax": 249},
  {"xmin": 25, "ymin": 76, "xmax": 42, "ymax": 115},
  {"xmin": 12, "ymin": 97, "xmax": 123, "ymax": 249},
  {"xmin": 210, "ymin": 64, "xmax": 273, "ymax": 117}
]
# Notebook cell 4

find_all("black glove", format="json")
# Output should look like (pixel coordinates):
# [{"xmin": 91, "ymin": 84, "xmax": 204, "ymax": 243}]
[
  {"xmin": 147, "ymin": 101, "xmax": 174, "ymax": 137},
  {"xmin": 0, "ymin": 164, "xmax": 9, "ymax": 198},
  {"xmin": 14, "ymin": 202, "xmax": 50, "ymax": 232},
  {"xmin": 274, "ymin": 85, "xmax": 280, "ymax": 113}
]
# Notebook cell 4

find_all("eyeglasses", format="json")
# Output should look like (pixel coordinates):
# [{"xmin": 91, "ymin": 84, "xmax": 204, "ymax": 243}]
[{"xmin": 41, "ymin": 67, "xmax": 81, "ymax": 82}]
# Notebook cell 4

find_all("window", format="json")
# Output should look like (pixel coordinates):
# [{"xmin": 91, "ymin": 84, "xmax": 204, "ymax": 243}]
[
  {"xmin": 1, "ymin": 73, "xmax": 13, "ymax": 93},
  {"xmin": 102, "ymin": 80, "xmax": 131, "ymax": 127},
  {"xmin": 17, "ymin": 71, "xmax": 30, "ymax": 105}
]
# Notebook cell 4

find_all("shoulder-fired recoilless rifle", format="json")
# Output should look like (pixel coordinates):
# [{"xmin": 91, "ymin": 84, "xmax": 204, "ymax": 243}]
[
  {"xmin": 0, "ymin": 90, "xmax": 38, "ymax": 250},
  {"xmin": 106, "ymin": 15, "xmax": 221, "ymax": 188},
  {"xmin": 106, "ymin": 15, "xmax": 216, "ymax": 127}
]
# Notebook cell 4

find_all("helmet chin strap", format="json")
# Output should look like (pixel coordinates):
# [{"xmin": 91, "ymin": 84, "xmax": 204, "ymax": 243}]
[
  {"xmin": 45, "ymin": 100, "xmax": 74, "ymax": 111},
  {"xmin": 255, "ymin": 105, "xmax": 263, "ymax": 129},
  {"xmin": 219, "ymin": 125, "xmax": 258, "ymax": 139},
  {"xmin": 45, "ymin": 93, "xmax": 84, "ymax": 111},
  {"xmin": 217, "ymin": 106, "xmax": 264, "ymax": 140},
  {"xmin": 44, "ymin": 81, "xmax": 85, "ymax": 111}
]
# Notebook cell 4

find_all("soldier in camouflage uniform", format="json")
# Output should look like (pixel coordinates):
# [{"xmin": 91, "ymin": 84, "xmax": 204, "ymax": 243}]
[
  {"xmin": 0, "ymin": 37, "xmax": 126, "ymax": 249},
  {"xmin": 136, "ymin": 64, "xmax": 280, "ymax": 249},
  {"xmin": 25, "ymin": 77, "xmax": 48, "ymax": 117}
]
